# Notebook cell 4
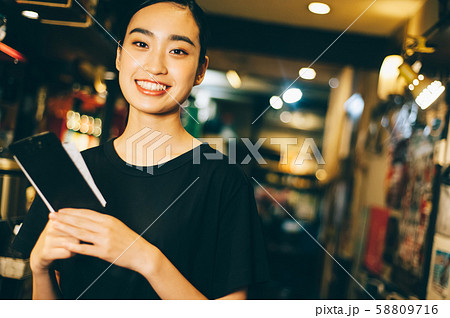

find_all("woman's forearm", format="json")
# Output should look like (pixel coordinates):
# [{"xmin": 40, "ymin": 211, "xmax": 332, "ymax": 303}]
[
  {"xmin": 138, "ymin": 243, "xmax": 208, "ymax": 300},
  {"xmin": 32, "ymin": 270, "xmax": 62, "ymax": 300}
]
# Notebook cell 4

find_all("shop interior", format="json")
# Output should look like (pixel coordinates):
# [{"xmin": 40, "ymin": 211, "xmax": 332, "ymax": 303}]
[{"xmin": 0, "ymin": 0, "xmax": 450, "ymax": 300}]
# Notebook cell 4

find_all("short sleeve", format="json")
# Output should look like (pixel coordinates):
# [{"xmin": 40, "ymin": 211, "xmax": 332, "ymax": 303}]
[
  {"xmin": 12, "ymin": 195, "xmax": 50, "ymax": 257},
  {"xmin": 212, "ymin": 179, "xmax": 270, "ymax": 299}
]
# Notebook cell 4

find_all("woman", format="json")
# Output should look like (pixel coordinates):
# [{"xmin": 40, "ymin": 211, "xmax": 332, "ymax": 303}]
[{"xmin": 13, "ymin": 0, "xmax": 269, "ymax": 300}]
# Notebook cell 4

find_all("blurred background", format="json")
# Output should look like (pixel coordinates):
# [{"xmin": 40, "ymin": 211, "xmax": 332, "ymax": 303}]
[{"xmin": 0, "ymin": 0, "xmax": 450, "ymax": 300}]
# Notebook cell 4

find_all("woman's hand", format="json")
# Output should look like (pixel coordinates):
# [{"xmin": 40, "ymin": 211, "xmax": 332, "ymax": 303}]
[
  {"xmin": 48, "ymin": 209, "xmax": 240, "ymax": 300},
  {"xmin": 49, "ymin": 209, "xmax": 157, "ymax": 275},
  {"xmin": 30, "ymin": 218, "xmax": 79, "ymax": 275}
]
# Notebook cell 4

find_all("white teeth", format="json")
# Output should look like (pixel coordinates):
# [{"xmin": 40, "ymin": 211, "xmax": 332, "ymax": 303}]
[{"xmin": 136, "ymin": 81, "xmax": 167, "ymax": 91}]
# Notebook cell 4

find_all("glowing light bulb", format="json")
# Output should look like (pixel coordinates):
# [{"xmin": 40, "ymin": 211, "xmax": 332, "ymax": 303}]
[
  {"xmin": 280, "ymin": 111, "xmax": 293, "ymax": 123},
  {"xmin": 329, "ymin": 78, "xmax": 339, "ymax": 88},
  {"xmin": 415, "ymin": 80, "xmax": 445, "ymax": 110},
  {"xmin": 226, "ymin": 70, "xmax": 241, "ymax": 89},
  {"xmin": 299, "ymin": 67, "xmax": 316, "ymax": 80},
  {"xmin": 270, "ymin": 96, "xmax": 283, "ymax": 109},
  {"xmin": 22, "ymin": 11, "xmax": 39, "ymax": 20},
  {"xmin": 282, "ymin": 88, "xmax": 303, "ymax": 104},
  {"xmin": 308, "ymin": 2, "xmax": 331, "ymax": 15}
]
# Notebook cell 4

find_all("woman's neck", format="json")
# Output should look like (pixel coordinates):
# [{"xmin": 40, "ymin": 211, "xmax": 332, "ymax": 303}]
[
  {"xmin": 121, "ymin": 109, "xmax": 187, "ymax": 140},
  {"xmin": 113, "ymin": 107, "xmax": 202, "ymax": 166}
]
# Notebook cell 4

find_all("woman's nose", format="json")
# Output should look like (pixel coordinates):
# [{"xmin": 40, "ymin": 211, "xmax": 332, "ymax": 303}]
[{"xmin": 143, "ymin": 50, "xmax": 168, "ymax": 76}]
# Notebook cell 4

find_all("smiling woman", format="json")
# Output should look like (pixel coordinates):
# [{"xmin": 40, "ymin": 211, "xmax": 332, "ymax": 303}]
[
  {"xmin": 12, "ymin": 0, "xmax": 270, "ymax": 300},
  {"xmin": 115, "ymin": 3, "xmax": 207, "ymax": 118}
]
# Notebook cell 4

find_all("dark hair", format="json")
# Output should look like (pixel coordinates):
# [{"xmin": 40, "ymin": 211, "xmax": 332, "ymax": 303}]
[{"xmin": 118, "ymin": 0, "xmax": 209, "ymax": 65}]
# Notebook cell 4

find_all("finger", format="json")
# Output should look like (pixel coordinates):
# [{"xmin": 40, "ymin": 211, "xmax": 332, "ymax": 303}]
[
  {"xmin": 57, "ymin": 209, "xmax": 106, "ymax": 223},
  {"xmin": 52, "ymin": 220, "xmax": 97, "ymax": 244},
  {"xmin": 64, "ymin": 241, "xmax": 99, "ymax": 258},
  {"xmin": 53, "ymin": 235, "xmax": 80, "ymax": 247},
  {"xmin": 43, "ymin": 233, "xmax": 79, "ymax": 253},
  {"xmin": 47, "ymin": 220, "xmax": 81, "ymax": 239},
  {"xmin": 45, "ymin": 247, "xmax": 75, "ymax": 261},
  {"xmin": 50, "ymin": 212, "xmax": 102, "ymax": 233}
]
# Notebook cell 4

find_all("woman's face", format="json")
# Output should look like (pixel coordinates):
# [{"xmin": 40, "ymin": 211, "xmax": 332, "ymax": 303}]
[{"xmin": 116, "ymin": 2, "xmax": 208, "ymax": 115}]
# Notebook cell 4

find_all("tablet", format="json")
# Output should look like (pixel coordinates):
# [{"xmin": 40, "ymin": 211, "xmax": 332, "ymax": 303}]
[{"xmin": 9, "ymin": 132, "xmax": 106, "ymax": 213}]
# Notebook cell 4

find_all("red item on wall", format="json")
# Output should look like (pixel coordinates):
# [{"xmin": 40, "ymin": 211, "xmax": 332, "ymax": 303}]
[{"xmin": 364, "ymin": 206, "xmax": 390, "ymax": 274}]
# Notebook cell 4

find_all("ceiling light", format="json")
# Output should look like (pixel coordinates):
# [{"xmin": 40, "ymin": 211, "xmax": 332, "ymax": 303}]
[
  {"xmin": 377, "ymin": 55, "xmax": 404, "ymax": 100},
  {"xmin": 22, "ymin": 10, "xmax": 39, "ymax": 20},
  {"xmin": 282, "ymin": 88, "xmax": 303, "ymax": 104},
  {"xmin": 344, "ymin": 94, "xmax": 365, "ymax": 119},
  {"xmin": 308, "ymin": 2, "xmax": 331, "ymax": 15},
  {"xmin": 280, "ymin": 111, "xmax": 292, "ymax": 123},
  {"xmin": 299, "ymin": 67, "xmax": 316, "ymax": 80},
  {"xmin": 270, "ymin": 96, "xmax": 283, "ymax": 109},
  {"xmin": 315, "ymin": 169, "xmax": 327, "ymax": 181},
  {"xmin": 329, "ymin": 78, "xmax": 339, "ymax": 88},
  {"xmin": 415, "ymin": 81, "xmax": 445, "ymax": 110},
  {"xmin": 398, "ymin": 63, "xmax": 445, "ymax": 110},
  {"xmin": 226, "ymin": 70, "xmax": 241, "ymax": 89}
]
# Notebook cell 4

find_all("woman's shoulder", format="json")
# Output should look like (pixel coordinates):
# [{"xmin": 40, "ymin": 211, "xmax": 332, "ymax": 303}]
[
  {"xmin": 79, "ymin": 140, "xmax": 109, "ymax": 167},
  {"xmin": 199, "ymin": 143, "xmax": 250, "ymax": 186},
  {"xmin": 80, "ymin": 142, "xmax": 105, "ymax": 158}
]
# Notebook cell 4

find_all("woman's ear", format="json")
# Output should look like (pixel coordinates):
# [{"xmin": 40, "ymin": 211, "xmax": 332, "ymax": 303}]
[
  {"xmin": 115, "ymin": 45, "xmax": 122, "ymax": 71},
  {"xmin": 194, "ymin": 56, "xmax": 209, "ymax": 86}
]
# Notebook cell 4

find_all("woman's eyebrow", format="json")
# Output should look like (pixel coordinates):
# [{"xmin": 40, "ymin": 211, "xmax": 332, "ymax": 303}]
[
  {"xmin": 129, "ymin": 27, "xmax": 152, "ymax": 37},
  {"xmin": 128, "ymin": 28, "xmax": 195, "ymax": 47},
  {"xmin": 169, "ymin": 35, "xmax": 195, "ymax": 47}
]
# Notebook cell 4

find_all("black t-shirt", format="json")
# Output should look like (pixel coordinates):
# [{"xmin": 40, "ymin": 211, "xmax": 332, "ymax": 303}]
[{"xmin": 12, "ymin": 139, "xmax": 270, "ymax": 299}]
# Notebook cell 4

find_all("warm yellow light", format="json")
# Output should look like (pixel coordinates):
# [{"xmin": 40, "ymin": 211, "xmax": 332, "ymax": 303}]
[
  {"xmin": 280, "ymin": 111, "xmax": 292, "ymax": 123},
  {"xmin": 316, "ymin": 169, "xmax": 327, "ymax": 181},
  {"xmin": 270, "ymin": 96, "xmax": 283, "ymax": 109},
  {"xmin": 299, "ymin": 67, "xmax": 316, "ymax": 80},
  {"xmin": 226, "ymin": 70, "xmax": 241, "ymax": 89},
  {"xmin": 80, "ymin": 124, "xmax": 89, "ymax": 134},
  {"xmin": 398, "ymin": 63, "xmax": 446, "ymax": 109},
  {"xmin": 94, "ymin": 80, "xmax": 107, "ymax": 94},
  {"xmin": 66, "ymin": 110, "xmax": 74, "ymax": 120},
  {"xmin": 282, "ymin": 88, "xmax": 303, "ymax": 104},
  {"xmin": 308, "ymin": 2, "xmax": 331, "ymax": 15},
  {"xmin": 93, "ymin": 127, "xmax": 102, "ymax": 137},
  {"xmin": 73, "ymin": 122, "xmax": 81, "ymax": 132},
  {"xmin": 22, "ymin": 11, "xmax": 39, "ymax": 20},
  {"xmin": 377, "ymin": 55, "xmax": 404, "ymax": 100},
  {"xmin": 415, "ymin": 81, "xmax": 445, "ymax": 110}
]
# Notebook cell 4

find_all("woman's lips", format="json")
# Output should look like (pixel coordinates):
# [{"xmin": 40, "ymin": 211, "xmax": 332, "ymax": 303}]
[{"xmin": 135, "ymin": 80, "xmax": 171, "ymax": 96}]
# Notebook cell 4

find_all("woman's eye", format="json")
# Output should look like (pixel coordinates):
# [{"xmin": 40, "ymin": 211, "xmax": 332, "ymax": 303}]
[
  {"xmin": 170, "ymin": 49, "xmax": 188, "ymax": 55},
  {"xmin": 133, "ymin": 41, "xmax": 148, "ymax": 49}
]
